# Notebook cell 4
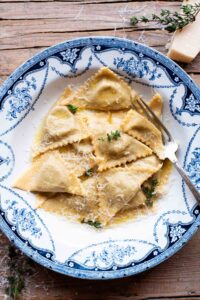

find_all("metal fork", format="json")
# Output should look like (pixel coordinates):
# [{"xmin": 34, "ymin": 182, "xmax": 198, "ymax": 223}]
[{"xmin": 132, "ymin": 98, "xmax": 200, "ymax": 203}]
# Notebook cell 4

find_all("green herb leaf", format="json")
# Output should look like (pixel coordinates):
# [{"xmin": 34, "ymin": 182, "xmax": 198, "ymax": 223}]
[
  {"xmin": 67, "ymin": 104, "xmax": 78, "ymax": 114},
  {"xmin": 5, "ymin": 245, "xmax": 35, "ymax": 300},
  {"xmin": 145, "ymin": 198, "xmax": 153, "ymax": 207},
  {"xmin": 141, "ymin": 16, "xmax": 149, "ymax": 23},
  {"xmin": 130, "ymin": 16, "xmax": 139, "ymax": 25},
  {"xmin": 130, "ymin": 3, "xmax": 200, "ymax": 32},
  {"xmin": 165, "ymin": 24, "xmax": 178, "ymax": 32},
  {"xmin": 183, "ymin": 4, "xmax": 193, "ymax": 14},
  {"xmin": 107, "ymin": 130, "xmax": 121, "ymax": 142},
  {"xmin": 85, "ymin": 168, "xmax": 94, "ymax": 177},
  {"xmin": 142, "ymin": 179, "xmax": 158, "ymax": 208},
  {"xmin": 6, "ymin": 276, "xmax": 24, "ymax": 300},
  {"xmin": 81, "ymin": 219, "xmax": 102, "ymax": 228}
]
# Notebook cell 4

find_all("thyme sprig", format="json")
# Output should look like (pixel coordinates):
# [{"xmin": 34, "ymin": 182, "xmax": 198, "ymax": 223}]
[
  {"xmin": 67, "ymin": 104, "xmax": 78, "ymax": 114},
  {"xmin": 5, "ymin": 245, "xmax": 35, "ymax": 300},
  {"xmin": 142, "ymin": 179, "xmax": 158, "ymax": 207},
  {"xmin": 98, "ymin": 130, "xmax": 121, "ymax": 142},
  {"xmin": 85, "ymin": 168, "xmax": 94, "ymax": 177},
  {"xmin": 131, "ymin": 4, "xmax": 200, "ymax": 32},
  {"xmin": 81, "ymin": 219, "xmax": 102, "ymax": 228},
  {"xmin": 107, "ymin": 130, "xmax": 121, "ymax": 142}
]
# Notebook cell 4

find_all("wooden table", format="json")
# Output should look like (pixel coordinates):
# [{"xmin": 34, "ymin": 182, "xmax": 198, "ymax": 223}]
[{"xmin": 0, "ymin": 1, "xmax": 200, "ymax": 299}]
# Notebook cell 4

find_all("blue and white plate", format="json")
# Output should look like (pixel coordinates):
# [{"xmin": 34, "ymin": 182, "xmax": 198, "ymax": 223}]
[{"xmin": 0, "ymin": 37, "xmax": 199, "ymax": 279}]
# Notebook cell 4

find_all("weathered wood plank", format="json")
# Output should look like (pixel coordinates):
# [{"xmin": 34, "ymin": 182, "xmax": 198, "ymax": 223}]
[
  {"xmin": 0, "ymin": 29, "xmax": 200, "ymax": 76},
  {"xmin": 0, "ymin": 75, "xmax": 8, "ymax": 84},
  {"xmin": 190, "ymin": 74, "xmax": 200, "ymax": 86},
  {"xmin": 0, "ymin": 0, "xmax": 145, "ymax": 2},
  {"xmin": 152, "ymin": 298, "xmax": 200, "ymax": 300},
  {"xmin": 0, "ymin": 0, "xmax": 182, "ymax": 5},
  {"xmin": 0, "ymin": 1, "xmax": 180, "ymax": 21},
  {"xmin": 0, "ymin": 19, "xmax": 137, "ymax": 41},
  {"xmin": 0, "ymin": 0, "xmax": 140, "ymax": 2},
  {"xmin": 0, "ymin": 48, "xmax": 43, "ymax": 76},
  {"xmin": 0, "ymin": 233, "xmax": 9, "ymax": 297},
  {"xmin": 0, "ymin": 27, "xmax": 171, "ymax": 50},
  {"xmin": 0, "ymin": 230, "xmax": 198, "ymax": 300}
]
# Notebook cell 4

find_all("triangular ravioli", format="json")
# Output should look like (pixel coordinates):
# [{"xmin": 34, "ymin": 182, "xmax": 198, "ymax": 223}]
[
  {"xmin": 46, "ymin": 106, "xmax": 77, "ymax": 137},
  {"xmin": 57, "ymin": 86, "xmax": 74, "ymax": 105},
  {"xmin": 64, "ymin": 67, "xmax": 136, "ymax": 111},
  {"xmin": 113, "ymin": 190, "xmax": 146, "ymax": 224},
  {"xmin": 58, "ymin": 143, "xmax": 96, "ymax": 177},
  {"xmin": 92, "ymin": 131, "xmax": 152, "ymax": 171},
  {"xmin": 83, "ymin": 110, "xmax": 128, "ymax": 135},
  {"xmin": 120, "ymin": 158, "xmax": 170, "ymax": 214},
  {"xmin": 32, "ymin": 105, "xmax": 89, "ymax": 157},
  {"xmin": 97, "ymin": 155, "xmax": 162, "ymax": 225},
  {"xmin": 35, "ymin": 176, "xmax": 99, "ymax": 220},
  {"xmin": 13, "ymin": 151, "xmax": 85, "ymax": 196},
  {"xmin": 121, "ymin": 110, "xmax": 165, "ymax": 159},
  {"xmin": 119, "ymin": 190, "xmax": 146, "ymax": 212},
  {"xmin": 148, "ymin": 93, "xmax": 163, "ymax": 118},
  {"xmin": 132, "ymin": 93, "xmax": 163, "ymax": 118},
  {"xmin": 72, "ymin": 138, "xmax": 94, "ymax": 154}
]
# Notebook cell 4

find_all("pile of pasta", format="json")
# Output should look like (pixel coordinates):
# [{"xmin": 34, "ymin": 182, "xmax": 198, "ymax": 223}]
[{"xmin": 14, "ymin": 67, "xmax": 166, "ymax": 226}]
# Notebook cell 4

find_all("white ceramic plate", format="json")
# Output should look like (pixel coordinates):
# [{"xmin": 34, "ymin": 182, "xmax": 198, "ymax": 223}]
[{"xmin": 0, "ymin": 37, "xmax": 199, "ymax": 279}]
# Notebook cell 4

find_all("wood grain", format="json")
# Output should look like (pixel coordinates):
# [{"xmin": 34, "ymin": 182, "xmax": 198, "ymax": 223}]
[
  {"xmin": 0, "ymin": 27, "xmax": 168, "ymax": 50},
  {"xmin": 0, "ymin": 0, "xmax": 199, "ymax": 299},
  {"xmin": 0, "ymin": 231, "xmax": 199, "ymax": 299},
  {"xmin": 190, "ymin": 74, "xmax": 200, "ymax": 86},
  {"xmin": 0, "ymin": 30, "xmax": 199, "ymax": 78},
  {"xmin": 0, "ymin": 0, "xmax": 164, "ymax": 2},
  {"xmin": 0, "ymin": 1, "xmax": 179, "ymax": 21},
  {"xmin": 0, "ymin": 233, "xmax": 9, "ymax": 295}
]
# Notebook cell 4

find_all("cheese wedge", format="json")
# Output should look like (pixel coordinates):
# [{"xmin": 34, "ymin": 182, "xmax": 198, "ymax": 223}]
[{"xmin": 167, "ymin": 0, "xmax": 200, "ymax": 63}]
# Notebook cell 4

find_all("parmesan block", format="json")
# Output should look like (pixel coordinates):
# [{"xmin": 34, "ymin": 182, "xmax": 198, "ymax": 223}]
[{"xmin": 167, "ymin": 0, "xmax": 200, "ymax": 63}]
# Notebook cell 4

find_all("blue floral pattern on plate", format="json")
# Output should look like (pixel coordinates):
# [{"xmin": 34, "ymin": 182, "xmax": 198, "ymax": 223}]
[
  {"xmin": 0, "ymin": 140, "xmax": 15, "ymax": 182},
  {"xmin": 187, "ymin": 147, "xmax": 200, "ymax": 190},
  {"xmin": 60, "ymin": 48, "xmax": 80, "ymax": 63},
  {"xmin": 0, "ymin": 37, "xmax": 199, "ymax": 279},
  {"xmin": 6, "ymin": 77, "xmax": 36, "ymax": 121},
  {"xmin": 5, "ymin": 200, "xmax": 42, "ymax": 238},
  {"xmin": 113, "ymin": 56, "xmax": 162, "ymax": 80},
  {"xmin": 176, "ymin": 94, "xmax": 200, "ymax": 116},
  {"xmin": 169, "ymin": 225, "xmax": 186, "ymax": 243},
  {"xmin": 83, "ymin": 243, "xmax": 136, "ymax": 269}
]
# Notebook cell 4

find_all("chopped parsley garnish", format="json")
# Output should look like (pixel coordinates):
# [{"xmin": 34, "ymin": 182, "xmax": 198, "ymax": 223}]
[
  {"xmin": 107, "ymin": 130, "xmax": 121, "ymax": 142},
  {"xmin": 142, "ymin": 179, "xmax": 158, "ymax": 207},
  {"xmin": 81, "ymin": 219, "xmax": 102, "ymax": 228},
  {"xmin": 85, "ymin": 168, "xmax": 94, "ymax": 177},
  {"xmin": 67, "ymin": 104, "xmax": 78, "ymax": 114},
  {"xmin": 98, "ymin": 130, "xmax": 121, "ymax": 143}
]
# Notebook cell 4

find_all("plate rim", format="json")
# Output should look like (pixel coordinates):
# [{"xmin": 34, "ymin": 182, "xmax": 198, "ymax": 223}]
[{"xmin": 0, "ymin": 36, "xmax": 199, "ymax": 280}]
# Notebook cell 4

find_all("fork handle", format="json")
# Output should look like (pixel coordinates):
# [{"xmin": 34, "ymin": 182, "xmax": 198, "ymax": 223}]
[{"xmin": 173, "ymin": 161, "xmax": 200, "ymax": 203}]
